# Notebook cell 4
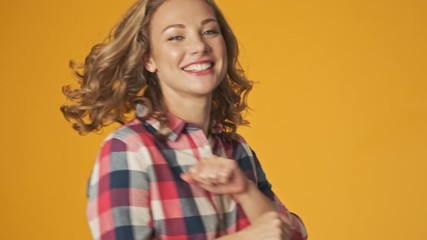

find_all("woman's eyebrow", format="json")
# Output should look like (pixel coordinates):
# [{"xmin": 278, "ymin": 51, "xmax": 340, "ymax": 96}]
[
  {"xmin": 201, "ymin": 18, "xmax": 217, "ymax": 25},
  {"xmin": 162, "ymin": 18, "xmax": 218, "ymax": 33},
  {"xmin": 162, "ymin": 24, "xmax": 185, "ymax": 33}
]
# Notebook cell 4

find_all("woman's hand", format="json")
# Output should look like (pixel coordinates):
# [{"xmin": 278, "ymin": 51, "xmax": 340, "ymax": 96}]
[
  {"xmin": 181, "ymin": 156, "xmax": 296, "ymax": 240},
  {"xmin": 222, "ymin": 211, "xmax": 294, "ymax": 240},
  {"xmin": 180, "ymin": 155, "xmax": 249, "ymax": 195}
]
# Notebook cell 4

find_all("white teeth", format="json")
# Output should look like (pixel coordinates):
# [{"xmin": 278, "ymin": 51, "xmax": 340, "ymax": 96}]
[{"xmin": 183, "ymin": 63, "xmax": 212, "ymax": 72}]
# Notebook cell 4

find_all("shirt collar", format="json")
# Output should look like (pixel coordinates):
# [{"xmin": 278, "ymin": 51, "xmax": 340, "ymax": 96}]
[{"xmin": 144, "ymin": 113, "xmax": 224, "ymax": 142}]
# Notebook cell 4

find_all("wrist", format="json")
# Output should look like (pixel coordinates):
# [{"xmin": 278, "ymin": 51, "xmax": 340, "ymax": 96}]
[
  {"xmin": 216, "ymin": 231, "xmax": 244, "ymax": 240},
  {"xmin": 232, "ymin": 179, "xmax": 256, "ymax": 202}
]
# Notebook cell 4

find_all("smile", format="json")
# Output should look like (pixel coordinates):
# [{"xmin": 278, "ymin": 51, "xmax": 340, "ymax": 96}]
[{"xmin": 182, "ymin": 62, "xmax": 213, "ymax": 72}]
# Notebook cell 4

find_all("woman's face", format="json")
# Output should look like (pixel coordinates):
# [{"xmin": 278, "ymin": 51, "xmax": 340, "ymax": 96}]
[{"xmin": 146, "ymin": 0, "xmax": 227, "ymax": 101}]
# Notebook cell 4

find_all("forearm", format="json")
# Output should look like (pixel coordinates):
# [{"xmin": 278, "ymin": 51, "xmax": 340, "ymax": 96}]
[
  {"xmin": 232, "ymin": 179, "xmax": 276, "ymax": 223},
  {"xmin": 215, "ymin": 232, "xmax": 241, "ymax": 240},
  {"xmin": 232, "ymin": 180, "xmax": 308, "ymax": 240}
]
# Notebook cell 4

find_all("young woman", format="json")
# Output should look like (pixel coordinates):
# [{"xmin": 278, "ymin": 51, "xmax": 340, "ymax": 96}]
[{"xmin": 61, "ymin": 0, "xmax": 307, "ymax": 239}]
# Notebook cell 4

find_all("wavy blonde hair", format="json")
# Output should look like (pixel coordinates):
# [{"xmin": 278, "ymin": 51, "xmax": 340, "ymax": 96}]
[{"xmin": 61, "ymin": 0, "xmax": 253, "ymax": 137}]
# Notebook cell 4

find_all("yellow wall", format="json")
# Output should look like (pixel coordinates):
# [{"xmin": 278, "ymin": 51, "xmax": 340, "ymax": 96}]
[{"xmin": 1, "ymin": 0, "xmax": 426, "ymax": 239}]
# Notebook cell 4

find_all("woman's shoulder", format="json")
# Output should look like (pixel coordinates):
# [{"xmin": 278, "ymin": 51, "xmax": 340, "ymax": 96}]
[
  {"xmin": 95, "ymin": 118, "xmax": 155, "ymax": 173},
  {"xmin": 227, "ymin": 132, "xmax": 251, "ymax": 149},
  {"xmin": 230, "ymin": 132, "xmax": 247, "ymax": 143},
  {"xmin": 226, "ymin": 133, "xmax": 256, "ymax": 157},
  {"xmin": 103, "ymin": 118, "xmax": 153, "ymax": 147}
]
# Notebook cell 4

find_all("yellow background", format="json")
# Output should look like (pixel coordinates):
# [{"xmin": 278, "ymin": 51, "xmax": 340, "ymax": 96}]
[{"xmin": 1, "ymin": 0, "xmax": 426, "ymax": 239}]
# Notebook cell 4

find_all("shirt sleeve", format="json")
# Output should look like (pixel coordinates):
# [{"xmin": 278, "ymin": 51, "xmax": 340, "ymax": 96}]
[
  {"xmin": 86, "ymin": 135, "xmax": 153, "ymax": 240},
  {"xmin": 251, "ymin": 150, "xmax": 308, "ymax": 240},
  {"xmin": 232, "ymin": 136, "xmax": 308, "ymax": 240}
]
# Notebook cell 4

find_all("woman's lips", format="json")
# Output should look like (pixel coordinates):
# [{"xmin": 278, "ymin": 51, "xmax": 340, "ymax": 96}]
[{"xmin": 182, "ymin": 62, "xmax": 214, "ymax": 72}]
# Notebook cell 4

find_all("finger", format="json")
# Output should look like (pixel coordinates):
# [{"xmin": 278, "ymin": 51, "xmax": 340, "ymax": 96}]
[
  {"xmin": 193, "ymin": 160, "xmax": 226, "ymax": 185},
  {"xmin": 210, "ymin": 175, "xmax": 224, "ymax": 185},
  {"xmin": 207, "ymin": 156, "xmax": 236, "ymax": 182},
  {"xmin": 205, "ymin": 166, "xmax": 232, "ymax": 185},
  {"xmin": 282, "ymin": 224, "xmax": 292, "ymax": 240},
  {"xmin": 217, "ymin": 170, "xmax": 230, "ymax": 184},
  {"xmin": 180, "ymin": 173, "xmax": 196, "ymax": 184},
  {"xmin": 280, "ymin": 215, "xmax": 294, "ymax": 240},
  {"xmin": 280, "ymin": 214, "xmax": 292, "ymax": 226},
  {"xmin": 187, "ymin": 166, "xmax": 218, "ymax": 186},
  {"xmin": 182, "ymin": 170, "xmax": 217, "ymax": 187}
]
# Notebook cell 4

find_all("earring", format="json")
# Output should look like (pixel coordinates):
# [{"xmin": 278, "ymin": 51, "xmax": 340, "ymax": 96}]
[
  {"xmin": 148, "ymin": 66, "xmax": 156, "ymax": 73},
  {"xmin": 135, "ymin": 98, "xmax": 152, "ymax": 118}
]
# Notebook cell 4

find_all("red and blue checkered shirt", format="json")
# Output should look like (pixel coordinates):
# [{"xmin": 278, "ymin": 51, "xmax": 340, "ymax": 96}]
[{"xmin": 87, "ymin": 115, "xmax": 307, "ymax": 240}]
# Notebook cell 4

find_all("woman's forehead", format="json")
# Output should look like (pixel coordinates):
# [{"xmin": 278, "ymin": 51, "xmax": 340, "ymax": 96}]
[{"xmin": 150, "ymin": 0, "xmax": 216, "ymax": 29}]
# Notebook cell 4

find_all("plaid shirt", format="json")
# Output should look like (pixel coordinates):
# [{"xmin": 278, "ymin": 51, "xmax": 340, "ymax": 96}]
[{"xmin": 87, "ymin": 115, "xmax": 307, "ymax": 240}]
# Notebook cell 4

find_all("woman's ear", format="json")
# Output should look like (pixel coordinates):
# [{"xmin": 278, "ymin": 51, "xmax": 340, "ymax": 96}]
[{"xmin": 144, "ymin": 54, "xmax": 157, "ymax": 73}]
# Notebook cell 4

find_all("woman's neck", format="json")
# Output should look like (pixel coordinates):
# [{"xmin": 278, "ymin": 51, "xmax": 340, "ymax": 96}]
[{"xmin": 165, "ymin": 95, "xmax": 212, "ymax": 135}]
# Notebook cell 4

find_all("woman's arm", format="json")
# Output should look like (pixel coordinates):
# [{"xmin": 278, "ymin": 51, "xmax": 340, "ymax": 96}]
[
  {"xmin": 232, "ymin": 179, "xmax": 276, "ymax": 220},
  {"xmin": 87, "ymin": 136, "xmax": 153, "ymax": 240},
  {"xmin": 180, "ymin": 155, "xmax": 307, "ymax": 240}
]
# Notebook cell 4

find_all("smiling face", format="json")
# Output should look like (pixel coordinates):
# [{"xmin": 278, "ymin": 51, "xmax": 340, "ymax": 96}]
[{"xmin": 145, "ymin": 0, "xmax": 227, "ymax": 102}]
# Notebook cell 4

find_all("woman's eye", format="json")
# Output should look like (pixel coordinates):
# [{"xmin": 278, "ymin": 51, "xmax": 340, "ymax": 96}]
[
  {"xmin": 168, "ymin": 35, "xmax": 184, "ymax": 41},
  {"xmin": 202, "ymin": 29, "xmax": 219, "ymax": 36}
]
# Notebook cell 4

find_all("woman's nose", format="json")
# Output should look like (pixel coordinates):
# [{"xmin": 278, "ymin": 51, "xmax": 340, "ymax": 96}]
[{"xmin": 189, "ymin": 35, "xmax": 210, "ymax": 55}]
